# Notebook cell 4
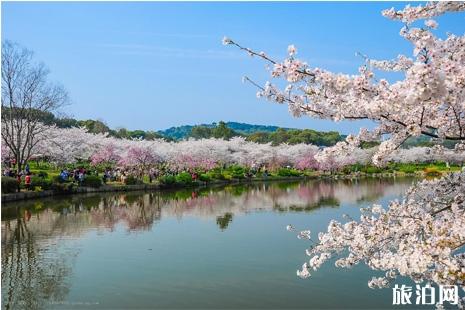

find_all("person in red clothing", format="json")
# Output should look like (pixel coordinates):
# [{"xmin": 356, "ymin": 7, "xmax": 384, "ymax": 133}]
[{"xmin": 25, "ymin": 173, "xmax": 31, "ymax": 191}]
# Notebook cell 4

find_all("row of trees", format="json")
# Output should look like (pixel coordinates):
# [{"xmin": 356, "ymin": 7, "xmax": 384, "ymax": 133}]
[
  {"xmin": 3, "ymin": 123, "xmax": 464, "ymax": 177},
  {"xmin": 1, "ymin": 107, "xmax": 171, "ymax": 141},
  {"xmin": 13, "ymin": 106, "xmax": 346, "ymax": 146},
  {"xmin": 191, "ymin": 122, "xmax": 344, "ymax": 146}
]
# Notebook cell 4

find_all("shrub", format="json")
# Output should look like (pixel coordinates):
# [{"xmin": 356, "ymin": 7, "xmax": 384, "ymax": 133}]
[
  {"xmin": 424, "ymin": 167, "xmax": 442, "ymax": 177},
  {"xmin": 37, "ymin": 171, "xmax": 48, "ymax": 178},
  {"xmin": 397, "ymin": 164, "xmax": 417, "ymax": 174},
  {"xmin": 277, "ymin": 168, "xmax": 302, "ymax": 177},
  {"xmin": 2, "ymin": 176, "xmax": 18, "ymax": 194},
  {"xmin": 176, "ymin": 172, "xmax": 193, "ymax": 185},
  {"xmin": 124, "ymin": 175, "xmax": 141, "ymax": 185},
  {"xmin": 159, "ymin": 175, "xmax": 176, "ymax": 186},
  {"xmin": 31, "ymin": 176, "xmax": 52, "ymax": 190},
  {"xmin": 227, "ymin": 165, "xmax": 245, "ymax": 179},
  {"xmin": 222, "ymin": 173, "xmax": 233, "ymax": 181},
  {"xmin": 206, "ymin": 168, "xmax": 223, "ymax": 180},
  {"xmin": 51, "ymin": 182, "xmax": 75, "ymax": 193},
  {"xmin": 81, "ymin": 175, "xmax": 103, "ymax": 188},
  {"xmin": 363, "ymin": 166, "xmax": 383, "ymax": 174},
  {"xmin": 341, "ymin": 166, "xmax": 353, "ymax": 174},
  {"xmin": 351, "ymin": 163, "xmax": 365, "ymax": 172},
  {"xmin": 53, "ymin": 175, "xmax": 68, "ymax": 184},
  {"xmin": 199, "ymin": 173, "xmax": 211, "ymax": 183}
]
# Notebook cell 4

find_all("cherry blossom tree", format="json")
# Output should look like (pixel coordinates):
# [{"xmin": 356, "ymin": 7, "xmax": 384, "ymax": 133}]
[
  {"xmin": 119, "ymin": 146, "xmax": 162, "ymax": 177},
  {"xmin": 36, "ymin": 126, "xmax": 99, "ymax": 166},
  {"xmin": 225, "ymin": 1, "xmax": 465, "ymax": 301},
  {"xmin": 294, "ymin": 147, "xmax": 319, "ymax": 170},
  {"xmin": 387, "ymin": 146, "xmax": 465, "ymax": 165},
  {"xmin": 90, "ymin": 143, "xmax": 121, "ymax": 166},
  {"xmin": 223, "ymin": 2, "xmax": 464, "ymax": 165}
]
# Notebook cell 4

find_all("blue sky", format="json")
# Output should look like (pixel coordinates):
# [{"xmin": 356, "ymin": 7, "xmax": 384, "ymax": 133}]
[{"xmin": 2, "ymin": 2, "xmax": 464, "ymax": 133}]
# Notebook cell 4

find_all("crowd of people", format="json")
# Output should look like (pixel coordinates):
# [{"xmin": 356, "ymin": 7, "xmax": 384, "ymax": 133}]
[
  {"xmin": 3, "ymin": 163, "xmax": 33, "ymax": 192},
  {"xmin": 2, "ymin": 157, "xmax": 275, "ymax": 194},
  {"xmin": 58, "ymin": 168, "xmax": 89, "ymax": 184}
]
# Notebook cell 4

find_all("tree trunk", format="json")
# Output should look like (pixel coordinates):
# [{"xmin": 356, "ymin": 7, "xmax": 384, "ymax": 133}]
[{"xmin": 15, "ymin": 154, "xmax": 22, "ymax": 175}]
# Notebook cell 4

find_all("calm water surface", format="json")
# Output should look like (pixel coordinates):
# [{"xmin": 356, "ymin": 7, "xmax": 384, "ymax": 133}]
[{"xmin": 2, "ymin": 178, "xmax": 423, "ymax": 309}]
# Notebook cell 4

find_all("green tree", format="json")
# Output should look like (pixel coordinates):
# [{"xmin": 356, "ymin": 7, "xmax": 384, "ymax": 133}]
[
  {"xmin": 77, "ymin": 119, "xmax": 110, "ymax": 134},
  {"xmin": 212, "ymin": 121, "xmax": 236, "ymax": 140},
  {"xmin": 190, "ymin": 126, "xmax": 214, "ymax": 139},
  {"xmin": 246, "ymin": 131, "xmax": 271, "ymax": 143}
]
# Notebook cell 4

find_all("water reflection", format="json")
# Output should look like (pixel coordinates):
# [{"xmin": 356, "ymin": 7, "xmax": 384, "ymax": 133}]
[
  {"xmin": 1, "ymin": 209, "xmax": 76, "ymax": 310},
  {"xmin": 1, "ymin": 178, "xmax": 415, "ymax": 309}
]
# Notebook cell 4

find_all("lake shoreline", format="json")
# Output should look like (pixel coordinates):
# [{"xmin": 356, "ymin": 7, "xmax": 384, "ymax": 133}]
[{"xmin": 1, "ymin": 172, "xmax": 420, "ymax": 204}]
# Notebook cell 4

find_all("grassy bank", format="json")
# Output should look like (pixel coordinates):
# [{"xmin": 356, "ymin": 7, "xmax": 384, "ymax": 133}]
[{"xmin": 2, "ymin": 161, "xmax": 462, "ymax": 202}]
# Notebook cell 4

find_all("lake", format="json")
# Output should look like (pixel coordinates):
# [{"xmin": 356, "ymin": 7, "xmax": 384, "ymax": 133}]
[{"xmin": 2, "ymin": 178, "xmax": 421, "ymax": 309}]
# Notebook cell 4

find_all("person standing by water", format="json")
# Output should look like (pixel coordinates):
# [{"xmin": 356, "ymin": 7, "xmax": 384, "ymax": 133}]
[
  {"xmin": 149, "ymin": 168, "xmax": 154, "ymax": 183},
  {"xmin": 74, "ymin": 169, "xmax": 80, "ymax": 183},
  {"xmin": 24, "ymin": 173, "xmax": 31, "ymax": 191},
  {"xmin": 59, "ymin": 170, "xmax": 68, "ymax": 182},
  {"xmin": 78, "ymin": 171, "xmax": 84, "ymax": 185},
  {"xmin": 263, "ymin": 166, "xmax": 268, "ymax": 178},
  {"xmin": 16, "ymin": 173, "xmax": 21, "ymax": 192}
]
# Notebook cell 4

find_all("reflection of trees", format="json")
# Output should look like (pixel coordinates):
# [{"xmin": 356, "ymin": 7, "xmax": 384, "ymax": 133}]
[
  {"xmin": 1, "ymin": 209, "xmax": 74, "ymax": 310},
  {"xmin": 1, "ymin": 178, "xmax": 415, "ymax": 236},
  {"xmin": 274, "ymin": 196, "xmax": 340, "ymax": 213},
  {"xmin": 0, "ymin": 178, "xmax": 415, "ymax": 308},
  {"xmin": 216, "ymin": 213, "xmax": 234, "ymax": 231},
  {"xmin": 120, "ymin": 194, "xmax": 161, "ymax": 231}
]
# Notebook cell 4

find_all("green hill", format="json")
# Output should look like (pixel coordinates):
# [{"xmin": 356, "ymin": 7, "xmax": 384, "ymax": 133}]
[
  {"xmin": 157, "ymin": 121, "xmax": 287, "ymax": 140},
  {"xmin": 158, "ymin": 121, "xmax": 344, "ymax": 146}
]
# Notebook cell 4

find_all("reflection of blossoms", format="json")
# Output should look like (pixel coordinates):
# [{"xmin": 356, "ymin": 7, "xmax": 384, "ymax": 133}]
[{"xmin": 2, "ymin": 179, "xmax": 413, "ymax": 240}]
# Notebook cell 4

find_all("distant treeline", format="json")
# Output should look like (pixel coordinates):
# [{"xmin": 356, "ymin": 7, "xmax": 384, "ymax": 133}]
[
  {"xmin": 27, "ymin": 109, "xmax": 169, "ymax": 141},
  {"xmin": 17, "ymin": 108, "xmax": 450, "ymax": 148},
  {"xmin": 188, "ymin": 121, "xmax": 345, "ymax": 146}
]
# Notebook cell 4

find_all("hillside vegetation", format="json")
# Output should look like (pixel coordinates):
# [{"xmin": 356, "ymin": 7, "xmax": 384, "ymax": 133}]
[{"xmin": 17, "ymin": 108, "xmax": 453, "ymax": 148}]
